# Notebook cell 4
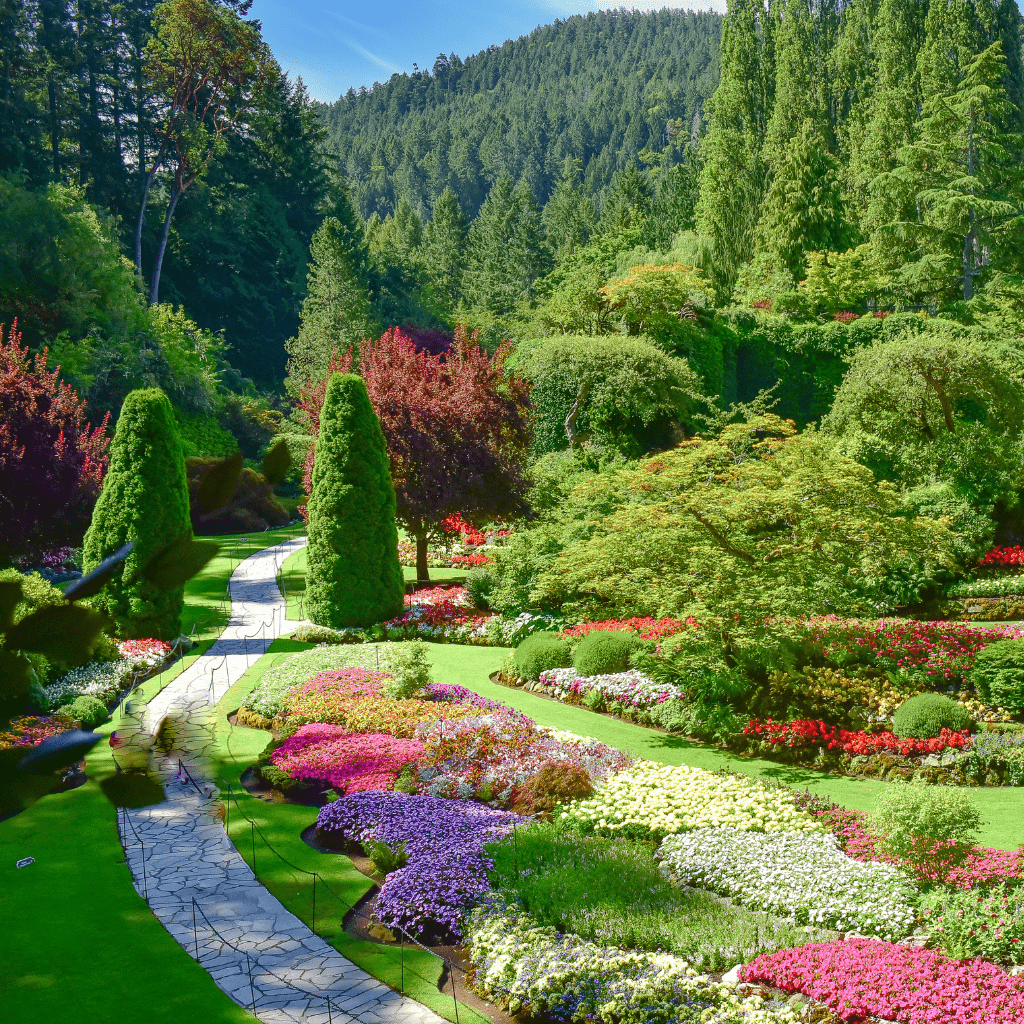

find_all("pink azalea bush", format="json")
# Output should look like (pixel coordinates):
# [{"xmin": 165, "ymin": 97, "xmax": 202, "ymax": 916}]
[
  {"xmin": 819, "ymin": 807, "xmax": 1022, "ymax": 888},
  {"xmin": 740, "ymin": 938, "xmax": 1024, "ymax": 1023},
  {"xmin": 270, "ymin": 725, "xmax": 424, "ymax": 793}
]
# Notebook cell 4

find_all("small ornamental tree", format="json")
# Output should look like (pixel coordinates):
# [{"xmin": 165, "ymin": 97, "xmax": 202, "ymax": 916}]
[
  {"xmin": 0, "ymin": 320, "xmax": 110, "ymax": 565},
  {"xmin": 305, "ymin": 373, "xmax": 404, "ymax": 627},
  {"xmin": 83, "ymin": 388, "xmax": 191, "ymax": 639},
  {"xmin": 299, "ymin": 326, "xmax": 531, "ymax": 583}
]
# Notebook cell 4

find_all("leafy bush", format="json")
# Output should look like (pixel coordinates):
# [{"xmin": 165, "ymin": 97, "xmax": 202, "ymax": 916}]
[
  {"xmin": 892, "ymin": 693, "xmax": 971, "ymax": 740},
  {"xmin": 970, "ymin": 639, "xmax": 1024, "ymax": 712},
  {"xmin": 382, "ymin": 641, "xmax": 433, "ymax": 698},
  {"xmin": 305, "ymin": 373, "xmax": 404, "ymax": 628},
  {"xmin": 509, "ymin": 763, "xmax": 594, "ymax": 815},
  {"xmin": 465, "ymin": 567, "xmax": 494, "ymax": 610},
  {"xmin": 56, "ymin": 694, "xmax": 107, "ymax": 729},
  {"xmin": 868, "ymin": 779, "xmax": 983, "ymax": 880},
  {"xmin": 186, "ymin": 457, "xmax": 290, "ymax": 536},
  {"xmin": 572, "ymin": 629, "xmax": 636, "ymax": 676},
  {"xmin": 921, "ymin": 885, "xmax": 1024, "ymax": 964},
  {"xmin": 361, "ymin": 839, "xmax": 409, "ymax": 876},
  {"xmin": 82, "ymin": 387, "xmax": 191, "ymax": 639},
  {"xmin": 513, "ymin": 631, "xmax": 571, "ymax": 681}
]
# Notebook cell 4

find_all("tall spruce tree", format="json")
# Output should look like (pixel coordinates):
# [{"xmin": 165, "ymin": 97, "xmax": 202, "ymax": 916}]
[
  {"xmin": 421, "ymin": 186, "xmax": 469, "ymax": 314},
  {"xmin": 82, "ymin": 388, "xmax": 191, "ymax": 640},
  {"xmin": 305, "ymin": 373, "xmax": 404, "ymax": 628},
  {"xmin": 542, "ymin": 158, "xmax": 596, "ymax": 260},
  {"xmin": 599, "ymin": 161, "xmax": 655, "ymax": 233},
  {"xmin": 285, "ymin": 215, "xmax": 377, "ymax": 396}
]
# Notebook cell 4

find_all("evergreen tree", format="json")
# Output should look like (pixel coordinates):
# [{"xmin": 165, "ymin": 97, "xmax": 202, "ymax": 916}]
[
  {"xmin": 285, "ymin": 216, "xmax": 377, "ymax": 395},
  {"xmin": 305, "ymin": 372, "xmax": 404, "ymax": 628},
  {"xmin": 876, "ymin": 42, "xmax": 1024, "ymax": 302},
  {"xmin": 421, "ymin": 186, "xmax": 469, "ymax": 314},
  {"xmin": 918, "ymin": 0, "xmax": 984, "ymax": 99},
  {"xmin": 599, "ymin": 161, "xmax": 655, "ymax": 234},
  {"xmin": 649, "ymin": 155, "xmax": 703, "ymax": 248},
  {"xmin": 464, "ymin": 173, "xmax": 550, "ymax": 314},
  {"xmin": 542, "ymin": 158, "xmax": 596, "ymax": 260},
  {"xmin": 82, "ymin": 387, "xmax": 191, "ymax": 640}
]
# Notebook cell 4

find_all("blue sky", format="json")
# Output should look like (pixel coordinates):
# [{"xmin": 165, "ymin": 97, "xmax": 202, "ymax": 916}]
[{"xmin": 249, "ymin": 1, "xmax": 727, "ymax": 102}]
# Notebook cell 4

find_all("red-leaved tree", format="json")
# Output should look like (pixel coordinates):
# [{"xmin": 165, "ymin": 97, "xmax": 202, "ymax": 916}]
[
  {"xmin": 0, "ymin": 321, "xmax": 110, "ymax": 564},
  {"xmin": 299, "ymin": 325, "xmax": 532, "ymax": 582}
]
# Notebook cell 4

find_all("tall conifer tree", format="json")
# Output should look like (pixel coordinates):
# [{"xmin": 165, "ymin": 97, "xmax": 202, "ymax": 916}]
[{"xmin": 421, "ymin": 186, "xmax": 468, "ymax": 314}]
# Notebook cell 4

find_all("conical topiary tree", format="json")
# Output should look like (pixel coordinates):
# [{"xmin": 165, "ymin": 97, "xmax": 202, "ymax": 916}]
[
  {"xmin": 83, "ymin": 388, "xmax": 192, "ymax": 639},
  {"xmin": 306, "ymin": 373, "xmax": 404, "ymax": 627}
]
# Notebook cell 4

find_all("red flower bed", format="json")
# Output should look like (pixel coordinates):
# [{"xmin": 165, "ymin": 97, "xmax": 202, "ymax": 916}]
[
  {"xmin": 741, "ymin": 938, "xmax": 1024, "ymax": 1023},
  {"xmin": 744, "ymin": 717, "xmax": 971, "ymax": 756},
  {"xmin": 819, "ymin": 807, "xmax": 1022, "ymax": 888},
  {"xmin": 981, "ymin": 546, "xmax": 1024, "ymax": 568},
  {"xmin": 559, "ymin": 617, "xmax": 697, "ymax": 642},
  {"xmin": 450, "ymin": 553, "xmax": 492, "ymax": 567}
]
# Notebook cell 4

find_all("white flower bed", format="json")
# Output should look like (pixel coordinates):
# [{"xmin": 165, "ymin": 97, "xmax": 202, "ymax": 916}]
[
  {"xmin": 466, "ymin": 898, "xmax": 800, "ymax": 1024},
  {"xmin": 539, "ymin": 667, "xmax": 684, "ymax": 709},
  {"xmin": 561, "ymin": 762, "xmax": 820, "ymax": 838},
  {"xmin": 658, "ymin": 828, "xmax": 918, "ymax": 941},
  {"xmin": 44, "ymin": 657, "xmax": 148, "ymax": 708}
]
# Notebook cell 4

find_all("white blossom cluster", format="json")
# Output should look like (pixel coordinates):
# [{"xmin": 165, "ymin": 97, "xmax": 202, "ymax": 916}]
[{"xmin": 658, "ymin": 827, "xmax": 919, "ymax": 941}]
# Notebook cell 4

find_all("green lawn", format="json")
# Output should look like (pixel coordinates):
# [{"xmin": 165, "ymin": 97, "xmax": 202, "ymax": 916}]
[
  {"xmin": 0, "ymin": 525, "xmax": 302, "ymax": 1024},
  {"xmin": 277, "ymin": 546, "xmax": 467, "ymax": 622},
  {"xmin": 211, "ymin": 643, "xmax": 487, "ymax": 1024}
]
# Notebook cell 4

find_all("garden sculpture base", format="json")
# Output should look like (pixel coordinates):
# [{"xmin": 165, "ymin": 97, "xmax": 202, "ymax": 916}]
[{"xmin": 119, "ymin": 537, "xmax": 445, "ymax": 1024}]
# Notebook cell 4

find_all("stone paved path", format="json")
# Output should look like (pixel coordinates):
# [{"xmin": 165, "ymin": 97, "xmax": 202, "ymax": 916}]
[{"xmin": 119, "ymin": 537, "xmax": 446, "ymax": 1024}]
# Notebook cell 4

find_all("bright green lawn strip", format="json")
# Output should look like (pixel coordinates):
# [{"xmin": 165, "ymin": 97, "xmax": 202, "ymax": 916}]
[
  {"xmin": 277, "ymin": 547, "xmax": 466, "ymax": 622},
  {"xmin": 421, "ymin": 644, "xmax": 1024, "ymax": 852},
  {"xmin": 211, "ymin": 641, "xmax": 487, "ymax": 1024}
]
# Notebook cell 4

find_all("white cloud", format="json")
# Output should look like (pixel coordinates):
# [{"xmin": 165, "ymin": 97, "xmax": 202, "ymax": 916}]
[{"xmin": 342, "ymin": 37, "xmax": 403, "ymax": 74}]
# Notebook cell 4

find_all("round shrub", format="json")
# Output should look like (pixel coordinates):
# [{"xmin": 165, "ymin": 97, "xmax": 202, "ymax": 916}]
[
  {"xmin": 57, "ymin": 694, "xmax": 108, "ymax": 729},
  {"xmin": 513, "ymin": 631, "xmax": 571, "ymax": 681},
  {"xmin": 510, "ymin": 763, "xmax": 594, "ymax": 816},
  {"xmin": 970, "ymin": 639, "xmax": 1024, "ymax": 712},
  {"xmin": 572, "ymin": 630, "xmax": 637, "ymax": 677},
  {"xmin": 892, "ymin": 693, "xmax": 971, "ymax": 740}
]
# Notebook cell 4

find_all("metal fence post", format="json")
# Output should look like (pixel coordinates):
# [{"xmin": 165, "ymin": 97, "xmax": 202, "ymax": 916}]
[
  {"xmin": 192, "ymin": 898, "xmax": 199, "ymax": 959},
  {"xmin": 312, "ymin": 873, "xmax": 316, "ymax": 933},
  {"xmin": 247, "ymin": 951, "xmax": 256, "ymax": 1011},
  {"xmin": 449, "ymin": 959, "xmax": 460, "ymax": 1024},
  {"xmin": 251, "ymin": 819, "xmax": 256, "ymax": 871}
]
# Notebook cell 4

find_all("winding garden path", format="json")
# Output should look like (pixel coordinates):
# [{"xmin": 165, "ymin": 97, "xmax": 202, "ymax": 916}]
[{"xmin": 118, "ymin": 537, "xmax": 445, "ymax": 1024}]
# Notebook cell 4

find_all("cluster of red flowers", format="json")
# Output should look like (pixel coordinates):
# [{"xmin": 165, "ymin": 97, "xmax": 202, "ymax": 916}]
[
  {"xmin": 833, "ymin": 311, "xmax": 860, "ymax": 322},
  {"xmin": 441, "ymin": 513, "xmax": 487, "ymax": 547},
  {"xmin": 744, "ymin": 717, "xmax": 972, "ymax": 756},
  {"xmin": 980, "ymin": 546, "xmax": 1024, "ymax": 568},
  {"xmin": 450, "ymin": 553, "xmax": 492, "ymax": 567},
  {"xmin": 559, "ymin": 616, "xmax": 697, "ymax": 642}
]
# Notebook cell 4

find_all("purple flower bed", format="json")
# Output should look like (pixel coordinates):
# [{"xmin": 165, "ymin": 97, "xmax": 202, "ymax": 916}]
[{"xmin": 316, "ymin": 791, "xmax": 518, "ymax": 939}]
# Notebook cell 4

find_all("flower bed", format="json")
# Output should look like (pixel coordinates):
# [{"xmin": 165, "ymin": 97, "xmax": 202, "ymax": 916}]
[
  {"xmin": 116, "ymin": 638, "xmax": 172, "ymax": 663},
  {"xmin": 658, "ymin": 827, "xmax": 918, "ymax": 940},
  {"xmin": 742, "ymin": 718, "xmax": 972, "ymax": 757},
  {"xmin": 0, "ymin": 715, "xmax": 68, "ymax": 750},
  {"xmin": 466, "ymin": 898, "xmax": 800, "ymax": 1024},
  {"xmin": 269, "ymin": 725, "xmax": 423, "ymax": 792},
  {"xmin": 948, "ymin": 574, "xmax": 1024, "ymax": 599},
  {"xmin": 921, "ymin": 885, "xmax": 1024, "ymax": 964},
  {"xmin": 43, "ymin": 655, "xmax": 150, "ymax": 708},
  {"xmin": 557, "ymin": 617, "xmax": 696, "ymax": 642},
  {"xmin": 818, "ymin": 807, "xmax": 1023, "ymax": 888},
  {"xmin": 315, "ymin": 792, "xmax": 517, "ymax": 939},
  {"xmin": 539, "ymin": 667, "xmax": 684, "ymax": 711},
  {"xmin": 740, "ymin": 938, "xmax": 1024, "ymax": 1024},
  {"xmin": 980, "ymin": 546, "xmax": 1024, "ymax": 569},
  {"xmin": 561, "ymin": 762, "xmax": 820, "ymax": 839}
]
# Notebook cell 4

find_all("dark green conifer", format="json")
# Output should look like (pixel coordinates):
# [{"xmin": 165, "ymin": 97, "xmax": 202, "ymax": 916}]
[
  {"xmin": 421, "ymin": 186, "xmax": 469, "ymax": 313},
  {"xmin": 305, "ymin": 373, "xmax": 404, "ymax": 628},
  {"xmin": 82, "ymin": 388, "xmax": 191, "ymax": 640}
]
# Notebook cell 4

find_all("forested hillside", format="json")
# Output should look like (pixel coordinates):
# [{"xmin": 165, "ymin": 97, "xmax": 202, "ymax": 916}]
[{"xmin": 317, "ymin": 8, "xmax": 723, "ymax": 220}]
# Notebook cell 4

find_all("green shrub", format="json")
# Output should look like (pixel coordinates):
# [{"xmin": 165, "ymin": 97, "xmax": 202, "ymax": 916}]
[
  {"xmin": 572, "ymin": 630, "xmax": 636, "ymax": 676},
  {"xmin": 513, "ymin": 631, "xmax": 572, "ymax": 680},
  {"xmin": 869, "ymin": 779, "xmax": 982, "ymax": 880},
  {"xmin": 382, "ymin": 640, "xmax": 433, "ymax": 698},
  {"xmin": 56, "ymin": 694, "xmax": 108, "ymax": 728},
  {"xmin": 920, "ymin": 885, "xmax": 1024, "ymax": 964},
  {"xmin": 186, "ymin": 457, "xmax": 290, "ymax": 536},
  {"xmin": 970, "ymin": 639, "xmax": 1024, "ymax": 712},
  {"xmin": 306, "ymin": 373, "xmax": 404, "ymax": 628},
  {"xmin": 465, "ymin": 567, "xmax": 494, "ymax": 610},
  {"xmin": 82, "ymin": 388, "xmax": 192, "ymax": 639},
  {"xmin": 362, "ymin": 839, "xmax": 409, "ymax": 876},
  {"xmin": 892, "ymin": 693, "xmax": 971, "ymax": 739},
  {"xmin": 649, "ymin": 698, "xmax": 690, "ymax": 733},
  {"xmin": 583, "ymin": 689, "xmax": 604, "ymax": 712},
  {"xmin": 289, "ymin": 624, "xmax": 362, "ymax": 645}
]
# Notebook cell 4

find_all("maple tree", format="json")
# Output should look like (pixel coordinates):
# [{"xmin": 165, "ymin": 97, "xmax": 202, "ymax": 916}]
[
  {"xmin": 299, "ymin": 326, "xmax": 531, "ymax": 582},
  {"xmin": 0, "ymin": 321, "xmax": 110, "ymax": 564}
]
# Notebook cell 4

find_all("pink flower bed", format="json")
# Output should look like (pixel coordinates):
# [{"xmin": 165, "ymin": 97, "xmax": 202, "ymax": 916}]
[
  {"xmin": 820, "ymin": 808, "xmax": 1022, "ymax": 888},
  {"xmin": 270, "ymin": 724, "xmax": 424, "ymax": 793},
  {"xmin": 740, "ymin": 938, "xmax": 1024, "ymax": 1023},
  {"xmin": 405, "ymin": 586, "xmax": 470, "ymax": 607},
  {"xmin": 0, "ymin": 715, "xmax": 67, "ymax": 750},
  {"xmin": 117, "ymin": 638, "xmax": 171, "ymax": 660}
]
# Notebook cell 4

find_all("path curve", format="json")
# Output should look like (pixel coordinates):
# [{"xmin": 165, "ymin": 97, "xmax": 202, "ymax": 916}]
[{"xmin": 119, "ymin": 536, "xmax": 444, "ymax": 1024}]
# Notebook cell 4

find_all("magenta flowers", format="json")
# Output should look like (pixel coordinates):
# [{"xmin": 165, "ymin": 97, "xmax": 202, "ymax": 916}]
[
  {"xmin": 741, "ymin": 938, "xmax": 1024, "ymax": 1023},
  {"xmin": 270, "ymin": 725, "xmax": 423, "ymax": 793}
]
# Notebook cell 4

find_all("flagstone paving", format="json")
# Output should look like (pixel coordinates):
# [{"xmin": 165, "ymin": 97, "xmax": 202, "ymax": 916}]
[{"xmin": 118, "ymin": 537, "xmax": 445, "ymax": 1024}]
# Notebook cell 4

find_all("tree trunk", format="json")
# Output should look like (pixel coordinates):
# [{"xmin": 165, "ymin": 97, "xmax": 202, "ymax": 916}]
[
  {"xmin": 134, "ymin": 162, "xmax": 159, "ymax": 278},
  {"xmin": 149, "ymin": 184, "xmax": 183, "ymax": 304},
  {"xmin": 48, "ymin": 75, "xmax": 59, "ymax": 178},
  {"xmin": 415, "ymin": 528, "xmax": 431, "ymax": 585}
]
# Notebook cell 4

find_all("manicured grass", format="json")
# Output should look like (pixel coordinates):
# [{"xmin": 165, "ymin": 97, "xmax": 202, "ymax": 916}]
[
  {"xmin": 211, "ymin": 642, "xmax": 488, "ymax": 1024},
  {"xmin": 277, "ymin": 546, "xmax": 467, "ymax": 622},
  {"xmin": 420, "ymin": 643, "xmax": 1024, "ymax": 853}
]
